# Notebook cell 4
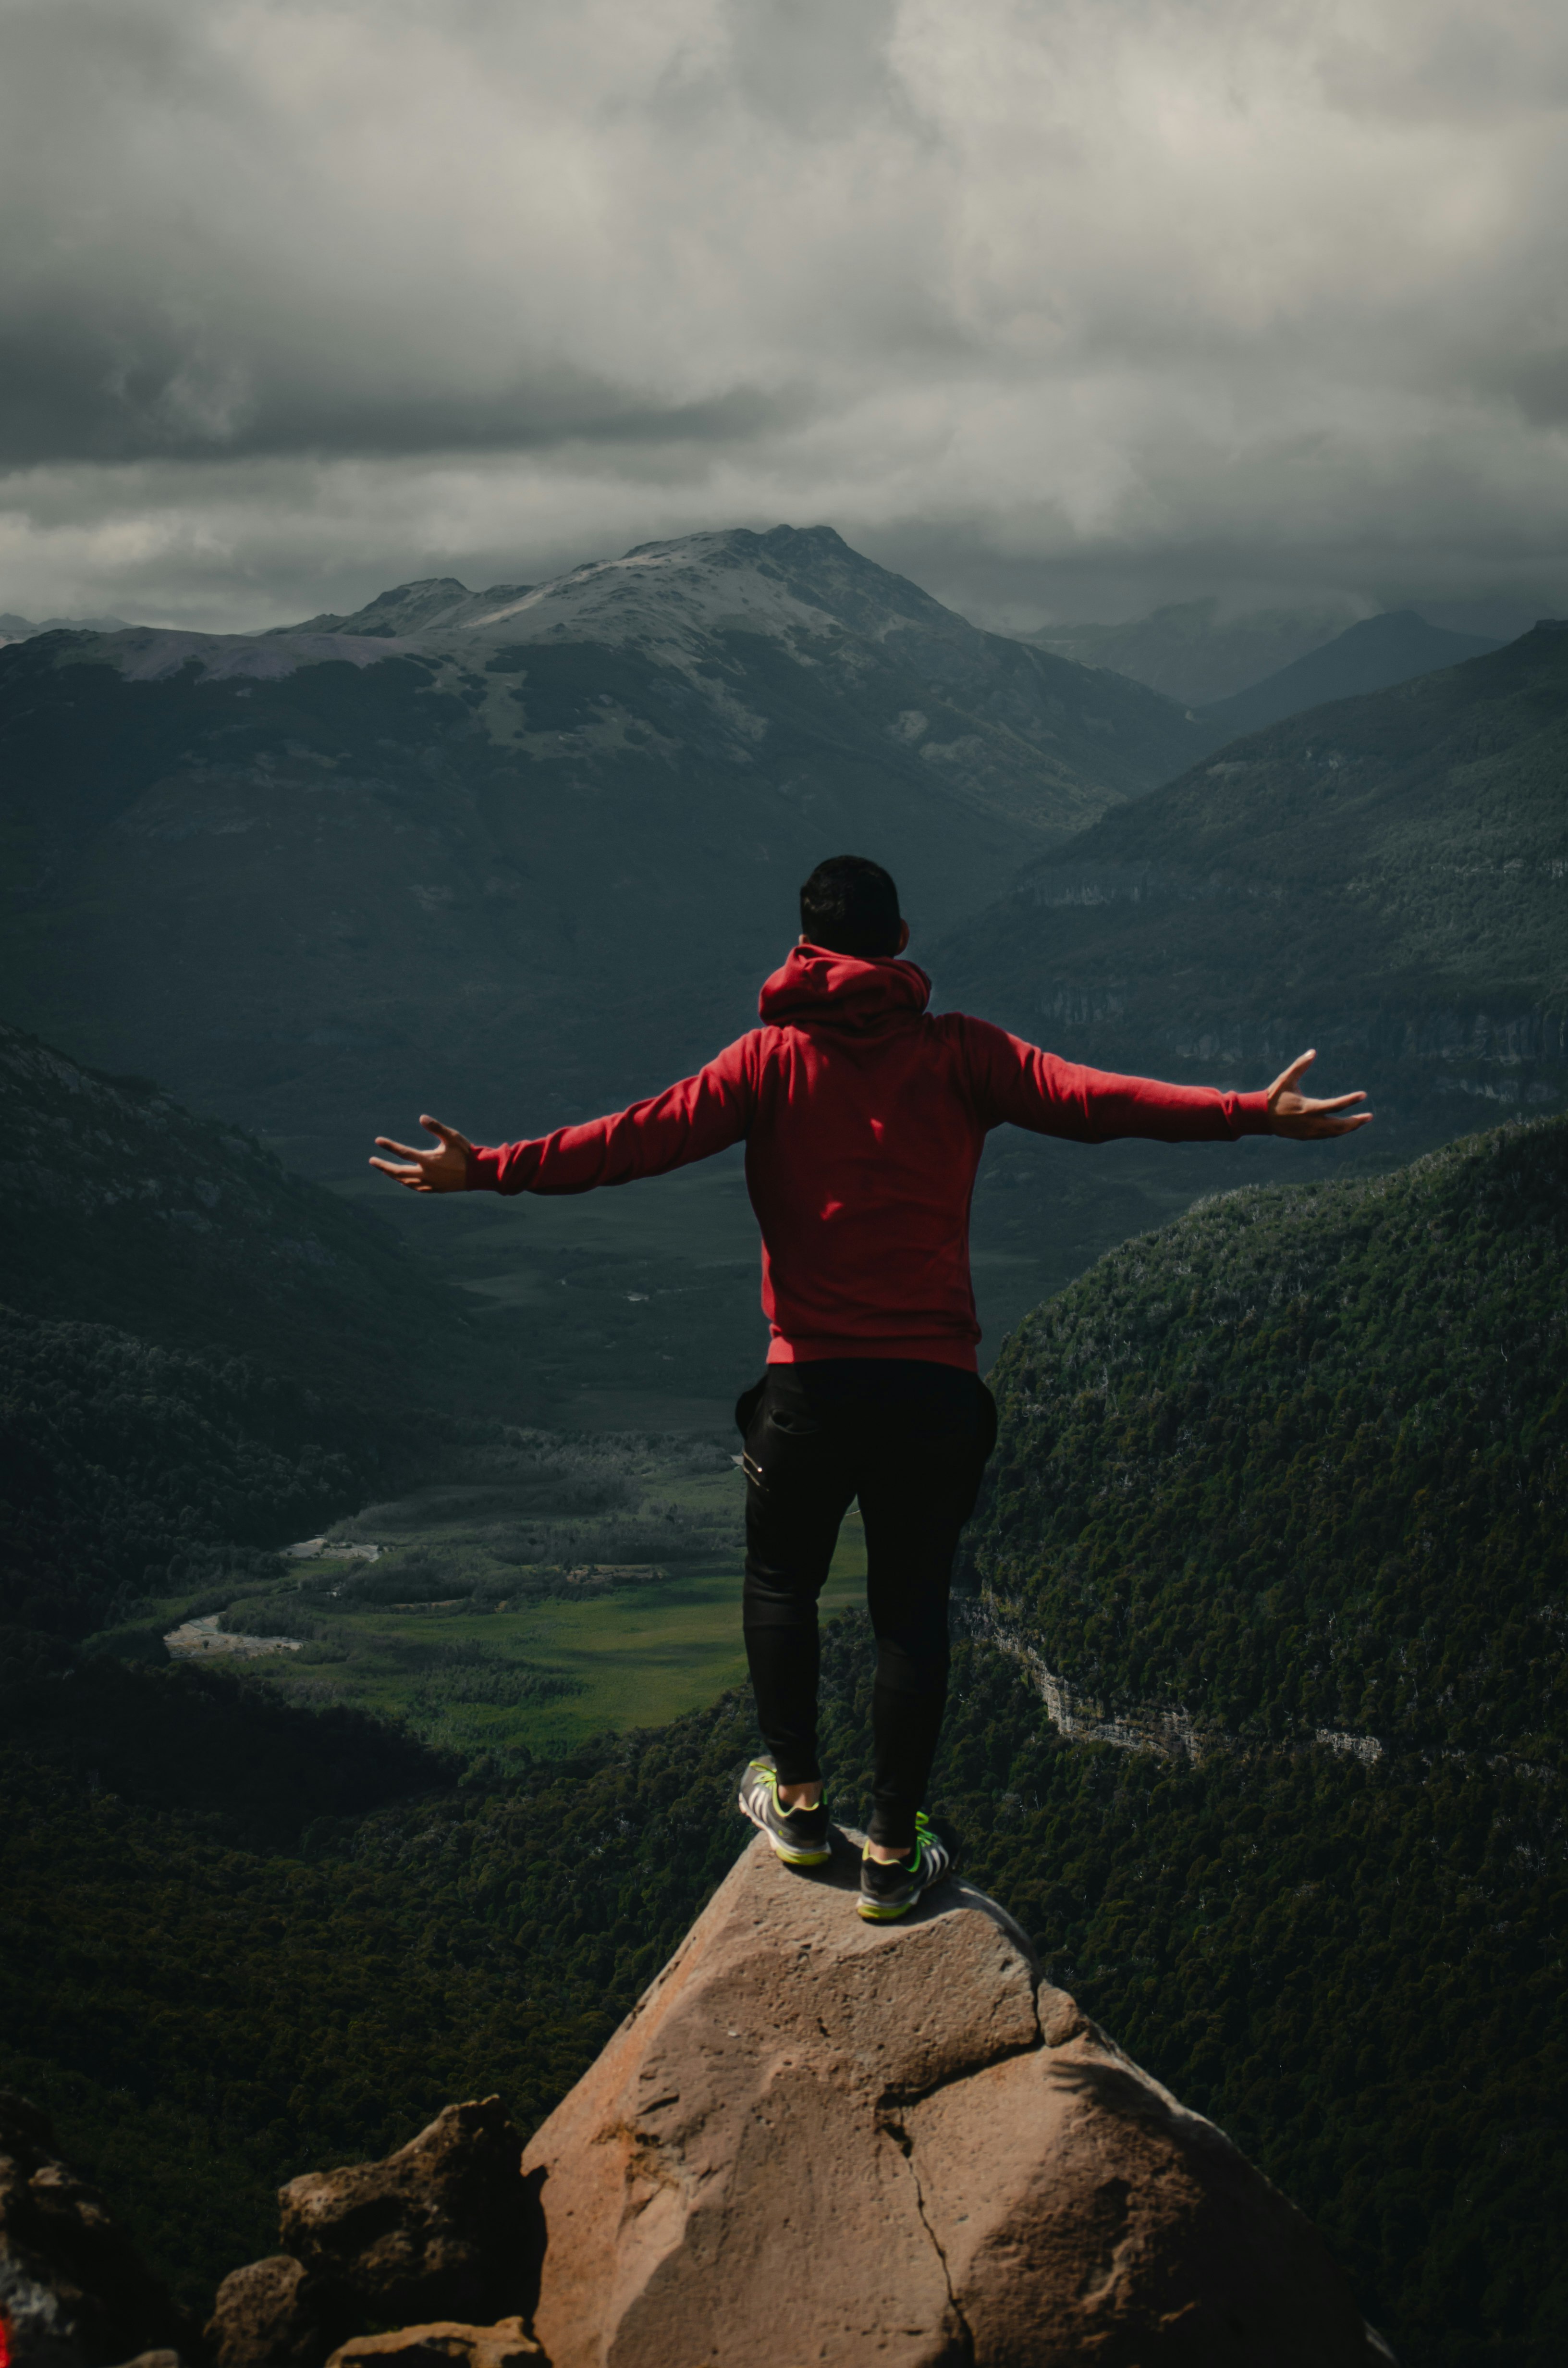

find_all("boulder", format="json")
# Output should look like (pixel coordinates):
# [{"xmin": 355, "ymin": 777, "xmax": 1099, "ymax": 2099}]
[
  {"xmin": 278, "ymin": 2100, "xmax": 528, "ymax": 2330},
  {"xmin": 520, "ymin": 1831, "xmax": 1393, "ymax": 2367},
  {"xmin": 0, "ymin": 2093, "xmax": 194, "ymax": 2368},
  {"xmin": 325, "ymin": 2319, "xmax": 541, "ymax": 2368},
  {"xmin": 204, "ymin": 2255, "xmax": 345, "ymax": 2368}
]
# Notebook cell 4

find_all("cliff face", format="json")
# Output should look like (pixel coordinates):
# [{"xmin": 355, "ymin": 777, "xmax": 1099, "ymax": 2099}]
[{"xmin": 520, "ymin": 1831, "xmax": 1389, "ymax": 2367}]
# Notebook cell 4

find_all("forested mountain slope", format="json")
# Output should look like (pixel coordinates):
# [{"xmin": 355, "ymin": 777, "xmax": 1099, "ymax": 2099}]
[
  {"xmin": 0, "ymin": 526, "xmax": 1215, "ymax": 1178},
  {"xmin": 969, "ymin": 1113, "xmax": 1566, "ymax": 1756},
  {"xmin": 0, "ymin": 1022, "xmax": 471, "ymax": 1383},
  {"xmin": 0, "ymin": 1024, "xmax": 510, "ymax": 1637},
  {"xmin": 932, "ymin": 621, "xmax": 1568, "ymax": 1320}
]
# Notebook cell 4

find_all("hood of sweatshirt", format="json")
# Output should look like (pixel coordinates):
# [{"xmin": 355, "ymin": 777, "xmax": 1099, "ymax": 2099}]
[{"xmin": 758, "ymin": 943, "xmax": 932, "ymax": 1035}]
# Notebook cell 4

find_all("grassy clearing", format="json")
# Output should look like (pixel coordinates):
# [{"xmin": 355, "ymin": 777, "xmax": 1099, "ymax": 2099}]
[
  {"xmin": 143, "ymin": 1424, "xmax": 868, "ymax": 1763},
  {"xmin": 249, "ymin": 1530, "xmax": 864, "ymax": 1758}
]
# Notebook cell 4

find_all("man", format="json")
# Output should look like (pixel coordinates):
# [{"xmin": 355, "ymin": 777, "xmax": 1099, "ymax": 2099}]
[{"xmin": 372, "ymin": 854, "xmax": 1369, "ymax": 1921}]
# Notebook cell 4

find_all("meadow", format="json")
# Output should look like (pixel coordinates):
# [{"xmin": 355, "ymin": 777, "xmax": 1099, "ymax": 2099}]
[{"xmin": 151, "ymin": 1433, "xmax": 868, "ymax": 1761}]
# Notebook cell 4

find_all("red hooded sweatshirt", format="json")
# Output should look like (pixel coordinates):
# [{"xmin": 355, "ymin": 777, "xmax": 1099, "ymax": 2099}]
[{"xmin": 465, "ymin": 947, "xmax": 1273, "ymax": 1372}]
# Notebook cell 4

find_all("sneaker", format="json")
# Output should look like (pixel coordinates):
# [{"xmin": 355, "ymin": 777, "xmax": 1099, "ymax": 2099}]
[
  {"xmin": 738, "ymin": 1756, "xmax": 832, "ymax": 1866},
  {"xmin": 857, "ymin": 1813, "xmax": 953, "ymax": 1922}
]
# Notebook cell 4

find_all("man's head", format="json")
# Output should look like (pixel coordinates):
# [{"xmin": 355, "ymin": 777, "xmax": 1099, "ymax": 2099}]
[{"xmin": 798, "ymin": 855, "xmax": 908, "ymax": 958}]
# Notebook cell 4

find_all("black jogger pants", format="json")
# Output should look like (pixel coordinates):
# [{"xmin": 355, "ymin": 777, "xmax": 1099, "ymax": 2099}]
[{"xmin": 736, "ymin": 1358, "xmax": 998, "ymax": 1851}]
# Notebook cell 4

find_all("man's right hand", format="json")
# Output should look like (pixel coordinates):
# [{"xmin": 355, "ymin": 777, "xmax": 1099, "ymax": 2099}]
[
  {"xmin": 369, "ymin": 1114, "xmax": 474, "ymax": 1192},
  {"xmin": 1265, "ymin": 1051, "xmax": 1372, "ymax": 1138}
]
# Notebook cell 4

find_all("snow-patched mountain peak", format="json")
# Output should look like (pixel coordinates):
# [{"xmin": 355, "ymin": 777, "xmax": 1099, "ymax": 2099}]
[
  {"xmin": 459, "ymin": 525, "xmax": 958, "ymax": 654},
  {"xmin": 277, "ymin": 527, "xmax": 967, "ymax": 658}
]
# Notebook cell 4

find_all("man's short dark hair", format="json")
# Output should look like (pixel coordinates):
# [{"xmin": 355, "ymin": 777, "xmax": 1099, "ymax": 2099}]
[{"xmin": 799, "ymin": 855, "xmax": 903, "ymax": 958}]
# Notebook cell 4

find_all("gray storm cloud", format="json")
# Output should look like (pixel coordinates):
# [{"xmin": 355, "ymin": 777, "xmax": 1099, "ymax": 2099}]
[{"xmin": 1, "ymin": 0, "xmax": 1565, "ymax": 628}]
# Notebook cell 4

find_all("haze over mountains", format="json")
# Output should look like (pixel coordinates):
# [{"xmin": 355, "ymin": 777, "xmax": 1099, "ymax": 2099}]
[
  {"xmin": 1015, "ymin": 598, "xmax": 1371, "ymax": 705},
  {"xmin": 0, "ymin": 609, "xmax": 131, "ymax": 647},
  {"xmin": 1198, "ymin": 609, "xmax": 1501, "ymax": 739},
  {"xmin": 1016, "ymin": 592, "xmax": 1538, "ymax": 706},
  {"xmin": 0, "ymin": 526, "xmax": 1216, "ymax": 1179}
]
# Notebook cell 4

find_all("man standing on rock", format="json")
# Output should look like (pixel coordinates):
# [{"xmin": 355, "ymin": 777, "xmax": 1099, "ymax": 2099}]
[{"xmin": 372, "ymin": 855, "xmax": 1369, "ymax": 1921}]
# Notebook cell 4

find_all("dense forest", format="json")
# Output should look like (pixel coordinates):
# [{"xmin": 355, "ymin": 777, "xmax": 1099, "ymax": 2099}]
[
  {"xmin": 3, "ymin": 1100, "xmax": 1564, "ymax": 2368},
  {"xmin": 971, "ymin": 1113, "xmax": 1567, "ymax": 1757},
  {"xmin": 3, "ymin": 1618, "xmax": 1561, "ymax": 2368},
  {"xmin": 0, "ymin": 1307, "xmax": 400, "ymax": 1640}
]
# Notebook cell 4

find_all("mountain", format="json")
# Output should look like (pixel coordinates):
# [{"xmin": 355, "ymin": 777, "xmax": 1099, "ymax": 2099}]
[
  {"xmin": 1014, "ymin": 596, "xmax": 1368, "ymax": 704},
  {"xmin": 0, "ymin": 609, "xmax": 131, "ymax": 646},
  {"xmin": 0, "ymin": 1023, "xmax": 509, "ymax": 1638},
  {"xmin": 0, "ymin": 1021, "xmax": 485, "ymax": 1393},
  {"xmin": 970, "ymin": 1112, "xmax": 1567, "ymax": 1759},
  {"xmin": 1199, "ymin": 608, "xmax": 1501, "ymax": 736},
  {"xmin": 0, "ymin": 526, "xmax": 1216, "ymax": 1179},
  {"xmin": 924, "ymin": 618, "xmax": 1568, "ymax": 1320},
  {"xmin": 937, "ymin": 619, "xmax": 1568, "ymax": 1147},
  {"xmin": 944, "ymin": 1112, "xmax": 1568, "ymax": 2368}
]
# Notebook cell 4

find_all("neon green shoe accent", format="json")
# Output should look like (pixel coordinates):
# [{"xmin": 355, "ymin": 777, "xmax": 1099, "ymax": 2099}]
[
  {"xmin": 739, "ymin": 1756, "xmax": 832, "ymax": 1866},
  {"xmin": 773, "ymin": 1834, "xmax": 834, "ymax": 1868},
  {"xmin": 856, "ymin": 1893, "xmax": 913, "ymax": 1922},
  {"xmin": 857, "ymin": 1814, "xmax": 945, "ymax": 1920}
]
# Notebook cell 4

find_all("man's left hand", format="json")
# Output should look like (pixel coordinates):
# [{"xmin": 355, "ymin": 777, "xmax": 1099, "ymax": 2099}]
[{"xmin": 1265, "ymin": 1051, "xmax": 1371, "ymax": 1138}]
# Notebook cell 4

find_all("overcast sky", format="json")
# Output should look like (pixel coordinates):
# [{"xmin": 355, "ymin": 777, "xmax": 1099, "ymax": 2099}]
[{"xmin": 1, "ymin": 0, "xmax": 1566, "ymax": 632}]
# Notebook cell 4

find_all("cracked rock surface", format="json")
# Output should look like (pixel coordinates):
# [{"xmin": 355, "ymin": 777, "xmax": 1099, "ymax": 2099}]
[{"xmin": 520, "ymin": 1831, "xmax": 1385, "ymax": 2367}]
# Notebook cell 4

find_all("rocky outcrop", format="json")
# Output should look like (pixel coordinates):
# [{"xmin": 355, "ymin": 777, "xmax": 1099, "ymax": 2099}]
[
  {"xmin": 325, "ymin": 2320, "xmax": 540, "ymax": 2368},
  {"xmin": 0, "ymin": 2093, "xmax": 194, "ymax": 2368},
  {"xmin": 520, "ymin": 1832, "xmax": 1391, "ymax": 2367},
  {"xmin": 205, "ymin": 2257, "xmax": 343, "ymax": 2368},
  {"xmin": 207, "ymin": 2101, "xmax": 531, "ymax": 2368},
  {"xmin": 9, "ymin": 1848, "xmax": 1395, "ymax": 2368},
  {"xmin": 279, "ymin": 2099, "xmax": 527, "ymax": 2330}
]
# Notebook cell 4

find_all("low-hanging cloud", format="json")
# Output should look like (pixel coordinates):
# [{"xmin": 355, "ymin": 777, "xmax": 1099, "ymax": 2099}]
[{"xmin": 1, "ymin": 0, "xmax": 1566, "ymax": 629}]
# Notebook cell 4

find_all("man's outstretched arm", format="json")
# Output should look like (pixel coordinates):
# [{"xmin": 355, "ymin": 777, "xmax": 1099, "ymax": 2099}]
[
  {"xmin": 370, "ymin": 1042, "xmax": 759, "ymax": 1197},
  {"xmin": 967, "ymin": 1024, "xmax": 1370, "ymax": 1144}
]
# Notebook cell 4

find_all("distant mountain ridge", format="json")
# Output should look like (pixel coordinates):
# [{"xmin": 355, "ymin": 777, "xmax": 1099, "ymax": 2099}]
[
  {"xmin": 0, "ymin": 608, "xmax": 131, "ymax": 647},
  {"xmin": 1014, "ymin": 597, "xmax": 1368, "ymax": 704},
  {"xmin": 1198, "ymin": 609, "xmax": 1501, "ymax": 737},
  {"xmin": 0, "ymin": 525, "xmax": 1219, "ymax": 1176}
]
